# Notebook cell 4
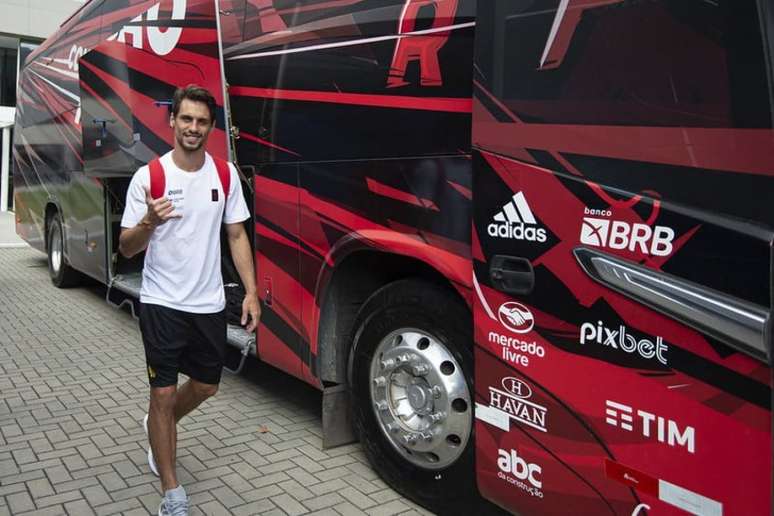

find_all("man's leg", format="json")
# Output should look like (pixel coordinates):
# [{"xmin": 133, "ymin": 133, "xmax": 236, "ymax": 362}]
[
  {"xmin": 149, "ymin": 385, "xmax": 179, "ymax": 492},
  {"xmin": 174, "ymin": 379, "xmax": 218, "ymax": 423}
]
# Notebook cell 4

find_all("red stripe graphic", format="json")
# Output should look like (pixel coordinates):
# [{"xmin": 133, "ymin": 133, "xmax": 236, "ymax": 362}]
[
  {"xmin": 366, "ymin": 178, "xmax": 439, "ymax": 211},
  {"xmin": 230, "ymin": 86, "xmax": 472, "ymax": 114},
  {"xmin": 239, "ymin": 130, "xmax": 301, "ymax": 157}
]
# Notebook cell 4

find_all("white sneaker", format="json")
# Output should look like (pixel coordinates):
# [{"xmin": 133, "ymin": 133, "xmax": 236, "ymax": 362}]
[
  {"xmin": 143, "ymin": 414, "xmax": 160, "ymax": 477},
  {"xmin": 158, "ymin": 485, "xmax": 189, "ymax": 516}
]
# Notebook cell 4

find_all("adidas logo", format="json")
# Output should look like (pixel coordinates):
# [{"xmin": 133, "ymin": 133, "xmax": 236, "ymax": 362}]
[{"xmin": 488, "ymin": 192, "xmax": 547, "ymax": 242}]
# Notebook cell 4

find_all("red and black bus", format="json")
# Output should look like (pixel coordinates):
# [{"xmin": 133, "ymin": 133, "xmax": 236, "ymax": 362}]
[{"xmin": 13, "ymin": 0, "xmax": 773, "ymax": 513}]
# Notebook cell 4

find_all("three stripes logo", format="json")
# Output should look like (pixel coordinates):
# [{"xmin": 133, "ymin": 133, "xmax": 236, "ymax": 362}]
[{"xmin": 488, "ymin": 192, "xmax": 547, "ymax": 242}]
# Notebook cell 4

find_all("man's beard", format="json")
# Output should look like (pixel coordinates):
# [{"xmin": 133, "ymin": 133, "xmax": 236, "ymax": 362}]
[{"xmin": 177, "ymin": 132, "xmax": 204, "ymax": 151}]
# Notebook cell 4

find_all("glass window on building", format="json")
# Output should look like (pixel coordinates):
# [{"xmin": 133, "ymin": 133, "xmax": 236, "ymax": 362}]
[{"xmin": 0, "ymin": 47, "xmax": 17, "ymax": 107}]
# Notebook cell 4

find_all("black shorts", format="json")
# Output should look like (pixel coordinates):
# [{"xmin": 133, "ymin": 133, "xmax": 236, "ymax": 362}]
[{"xmin": 139, "ymin": 303, "xmax": 226, "ymax": 388}]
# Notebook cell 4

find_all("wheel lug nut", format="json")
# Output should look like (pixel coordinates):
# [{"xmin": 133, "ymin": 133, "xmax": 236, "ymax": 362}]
[
  {"xmin": 402, "ymin": 433, "xmax": 418, "ymax": 445},
  {"xmin": 380, "ymin": 359, "xmax": 395, "ymax": 370},
  {"xmin": 386, "ymin": 423, "xmax": 399, "ymax": 434},
  {"xmin": 432, "ymin": 386, "xmax": 443, "ymax": 399},
  {"xmin": 429, "ymin": 411, "xmax": 446, "ymax": 423},
  {"xmin": 373, "ymin": 376, "xmax": 386, "ymax": 388},
  {"xmin": 411, "ymin": 364, "xmax": 430, "ymax": 376},
  {"xmin": 374, "ymin": 401, "xmax": 389, "ymax": 412},
  {"xmin": 421, "ymin": 432, "xmax": 433, "ymax": 442}
]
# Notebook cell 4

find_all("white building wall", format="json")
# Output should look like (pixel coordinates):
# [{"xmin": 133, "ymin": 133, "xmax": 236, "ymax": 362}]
[{"xmin": 0, "ymin": 0, "xmax": 85, "ymax": 40}]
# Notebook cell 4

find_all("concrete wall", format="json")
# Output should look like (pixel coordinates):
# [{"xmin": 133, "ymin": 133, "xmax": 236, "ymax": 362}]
[{"xmin": 0, "ymin": 1, "xmax": 85, "ymax": 40}]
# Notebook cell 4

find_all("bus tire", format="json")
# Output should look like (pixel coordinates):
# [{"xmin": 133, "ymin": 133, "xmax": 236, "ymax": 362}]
[
  {"xmin": 47, "ymin": 212, "xmax": 81, "ymax": 288},
  {"xmin": 349, "ymin": 279, "xmax": 486, "ymax": 514}
]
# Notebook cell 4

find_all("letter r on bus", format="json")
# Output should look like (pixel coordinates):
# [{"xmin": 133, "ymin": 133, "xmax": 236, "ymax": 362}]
[{"xmin": 387, "ymin": 0, "xmax": 459, "ymax": 88}]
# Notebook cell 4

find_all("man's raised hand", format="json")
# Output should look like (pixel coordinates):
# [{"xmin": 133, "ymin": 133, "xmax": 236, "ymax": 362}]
[{"xmin": 142, "ymin": 186, "xmax": 182, "ymax": 228}]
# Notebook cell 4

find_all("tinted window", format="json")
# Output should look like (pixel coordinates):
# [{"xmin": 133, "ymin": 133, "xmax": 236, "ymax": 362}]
[{"xmin": 477, "ymin": 0, "xmax": 771, "ymax": 128}]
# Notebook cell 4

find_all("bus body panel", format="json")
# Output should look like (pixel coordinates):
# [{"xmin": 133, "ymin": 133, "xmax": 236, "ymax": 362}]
[{"xmin": 472, "ymin": 2, "xmax": 773, "ymax": 514}]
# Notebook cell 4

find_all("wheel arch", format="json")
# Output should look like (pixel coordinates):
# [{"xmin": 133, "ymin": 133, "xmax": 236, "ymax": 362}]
[
  {"xmin": 315, "ymin": 238, "xmax": 472, "ymax": 387},
  {"xmin": 44, "ymin": 199, "xmax": 64, "ymax": 253}
]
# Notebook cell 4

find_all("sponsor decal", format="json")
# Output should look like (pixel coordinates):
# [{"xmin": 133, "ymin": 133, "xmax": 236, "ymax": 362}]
[
  {"xmin": 579, "ymin": 321, "xmax": 668, "ymax": 365},
  {"xmin": 606, "ymin": 400, "xmax": 695, "ymax": 453},
  {"xmin": 488, "ymin": 332, "xmax": 545, "ymax": 367},
  {"xmin": 488, "ymin": 192, "xmax": 547, "ymax": 242},
  {"xmin": 580, "ymin": 207, "xmax": 674, "ymax": 256},
  {"xmin": 478, "ymin": 377, "xmax": 547, "ymax": 433},
  {"xmin": 497, "ymin": 448, "xmax": 544, "ymax": 498},
  {"xmin": 631, "ymin": 505, "xmax": 651, "ymax": 516},
  {"xmin": 487, "ymin": 302, "xmax": 544, "ymax": 367},
  {"xmin": 498, "ymin": 301, "xmax": 534, "ymax": 334},
  {"xmin": 502, "ymin": 377, "xmax": 532, "ymax": 399},
  {"xmin": 606, "ymin": 460, "xmax": 723, "ymax": 516}
]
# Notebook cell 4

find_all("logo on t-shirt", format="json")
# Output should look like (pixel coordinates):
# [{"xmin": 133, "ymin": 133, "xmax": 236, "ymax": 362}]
[{"xmin": 211, "ymin": 189, "xmax": 219, "ymax": 202}]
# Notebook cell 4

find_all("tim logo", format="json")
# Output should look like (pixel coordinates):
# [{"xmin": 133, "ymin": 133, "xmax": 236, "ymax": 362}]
[
  {"xmin": 606, "ymin": 400, "xmax": 695, "ymax": 453},
  {"xmin": 498, "ymin": 302, "xmax": 534, "ymax": 334},
  {"xmin": 388, "ymin": 0, "xmax": 460, "ymax": 87},
  {"xmin": 108, "ymin": 0, "xmax": 187, "ymax": 56}
]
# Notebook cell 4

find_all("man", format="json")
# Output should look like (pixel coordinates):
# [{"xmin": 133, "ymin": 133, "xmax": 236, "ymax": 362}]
[{"xmin": 119, "ymin": 85, "xmax": 259, "ymax": 516}]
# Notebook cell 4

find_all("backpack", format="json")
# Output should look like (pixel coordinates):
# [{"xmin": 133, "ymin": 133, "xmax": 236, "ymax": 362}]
[{"xmin": 148, "ymin": 155, "xmax": 231, "ymax": 201}]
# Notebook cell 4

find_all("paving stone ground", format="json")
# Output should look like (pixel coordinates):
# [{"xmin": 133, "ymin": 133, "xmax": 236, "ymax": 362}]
[{"xmin": 0, "ymin": 246, "xmax": 432, "ymax": 516}]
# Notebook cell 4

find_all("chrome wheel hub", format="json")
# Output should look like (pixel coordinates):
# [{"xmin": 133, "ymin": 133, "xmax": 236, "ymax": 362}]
[
  {"xmin": 369, "ymin": 328, "xmax": 471, "ymax": 470},
  {"xmin": 50, "ymin": 223, "xmax": 62, "ymax": 274}
]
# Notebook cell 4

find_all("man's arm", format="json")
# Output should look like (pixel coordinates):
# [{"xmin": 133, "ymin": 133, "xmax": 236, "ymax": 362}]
[
  {"xmin": 119, "ymin": 186, "xmax": 181, "ymax": 258},
  {"xmin": 118, "ymin": 220, "xmax": 155, "ymax": 259},
  {"xmin": 225, "ymin": 222, "xmax": 260, "ymax": 332}
]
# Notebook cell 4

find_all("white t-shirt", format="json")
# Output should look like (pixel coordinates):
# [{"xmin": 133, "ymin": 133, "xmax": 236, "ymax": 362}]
[{"xmin": 121, "ymin": 151, "xmax": 250, "ymax": 313}]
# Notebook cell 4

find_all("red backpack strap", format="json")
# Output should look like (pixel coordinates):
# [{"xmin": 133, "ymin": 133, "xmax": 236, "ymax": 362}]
[
  {"xmin": 213, "ymin": 157, "xmax": 231, "ymax": 200},
  {"xmin": 148, "ymin": 158, "xmax": 165, "ymax": 200}
]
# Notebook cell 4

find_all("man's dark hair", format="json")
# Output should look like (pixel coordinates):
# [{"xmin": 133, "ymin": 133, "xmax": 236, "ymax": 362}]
[{"xmin": 171, "ymin": 84, "xmax": 217, "ymax": 124}]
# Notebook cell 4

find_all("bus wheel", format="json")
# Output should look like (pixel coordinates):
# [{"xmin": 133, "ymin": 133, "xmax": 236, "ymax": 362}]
[
  {"xmin": 47, "ymin": 212, "xmax": 80, "ymax": 288},
  {"xmin": 349, "ymin": 279, "xmax": 480, "ymax": 513}
]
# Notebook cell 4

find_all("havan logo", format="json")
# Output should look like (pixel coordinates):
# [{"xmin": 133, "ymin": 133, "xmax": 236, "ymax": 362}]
[{"xmin": 488, "ymin": 377, "xmax": 547, "ymax": 433}]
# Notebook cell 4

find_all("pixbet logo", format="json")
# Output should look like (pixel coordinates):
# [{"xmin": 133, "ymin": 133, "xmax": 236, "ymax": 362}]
[
  {"xmin": 580, "ymin": 208, "xmax": 674, "ymax": 256},
  {"xmin": 108, "ymin": 0, "xmax": 187, "ymax": 56},
  {"xmin": 497, "ymin": 448, "xmax": 543, "ymax": 497},
  {"xmin": 498, "ymin": 302, "xmax": 534, "ymax": 334},
  {"xmin": 488, "ymin": 192, "xmax": 547, "ymax": 242},
  {"xmin": 606, "ymin": 400, "xmax": 695, "ymax": 453},
  {"xmin": 580, "ymin": 321, "xmax": 668, "ymax": 365}
]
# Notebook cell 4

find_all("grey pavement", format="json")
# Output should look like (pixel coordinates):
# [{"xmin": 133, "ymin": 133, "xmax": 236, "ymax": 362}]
[
  {"xmin": 0, "ymin": 212, "xmax": 27, "ymax": 248},
  {"xmin": 0, "ymin": 227, "xmax": 431, "ymax": 515}
]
